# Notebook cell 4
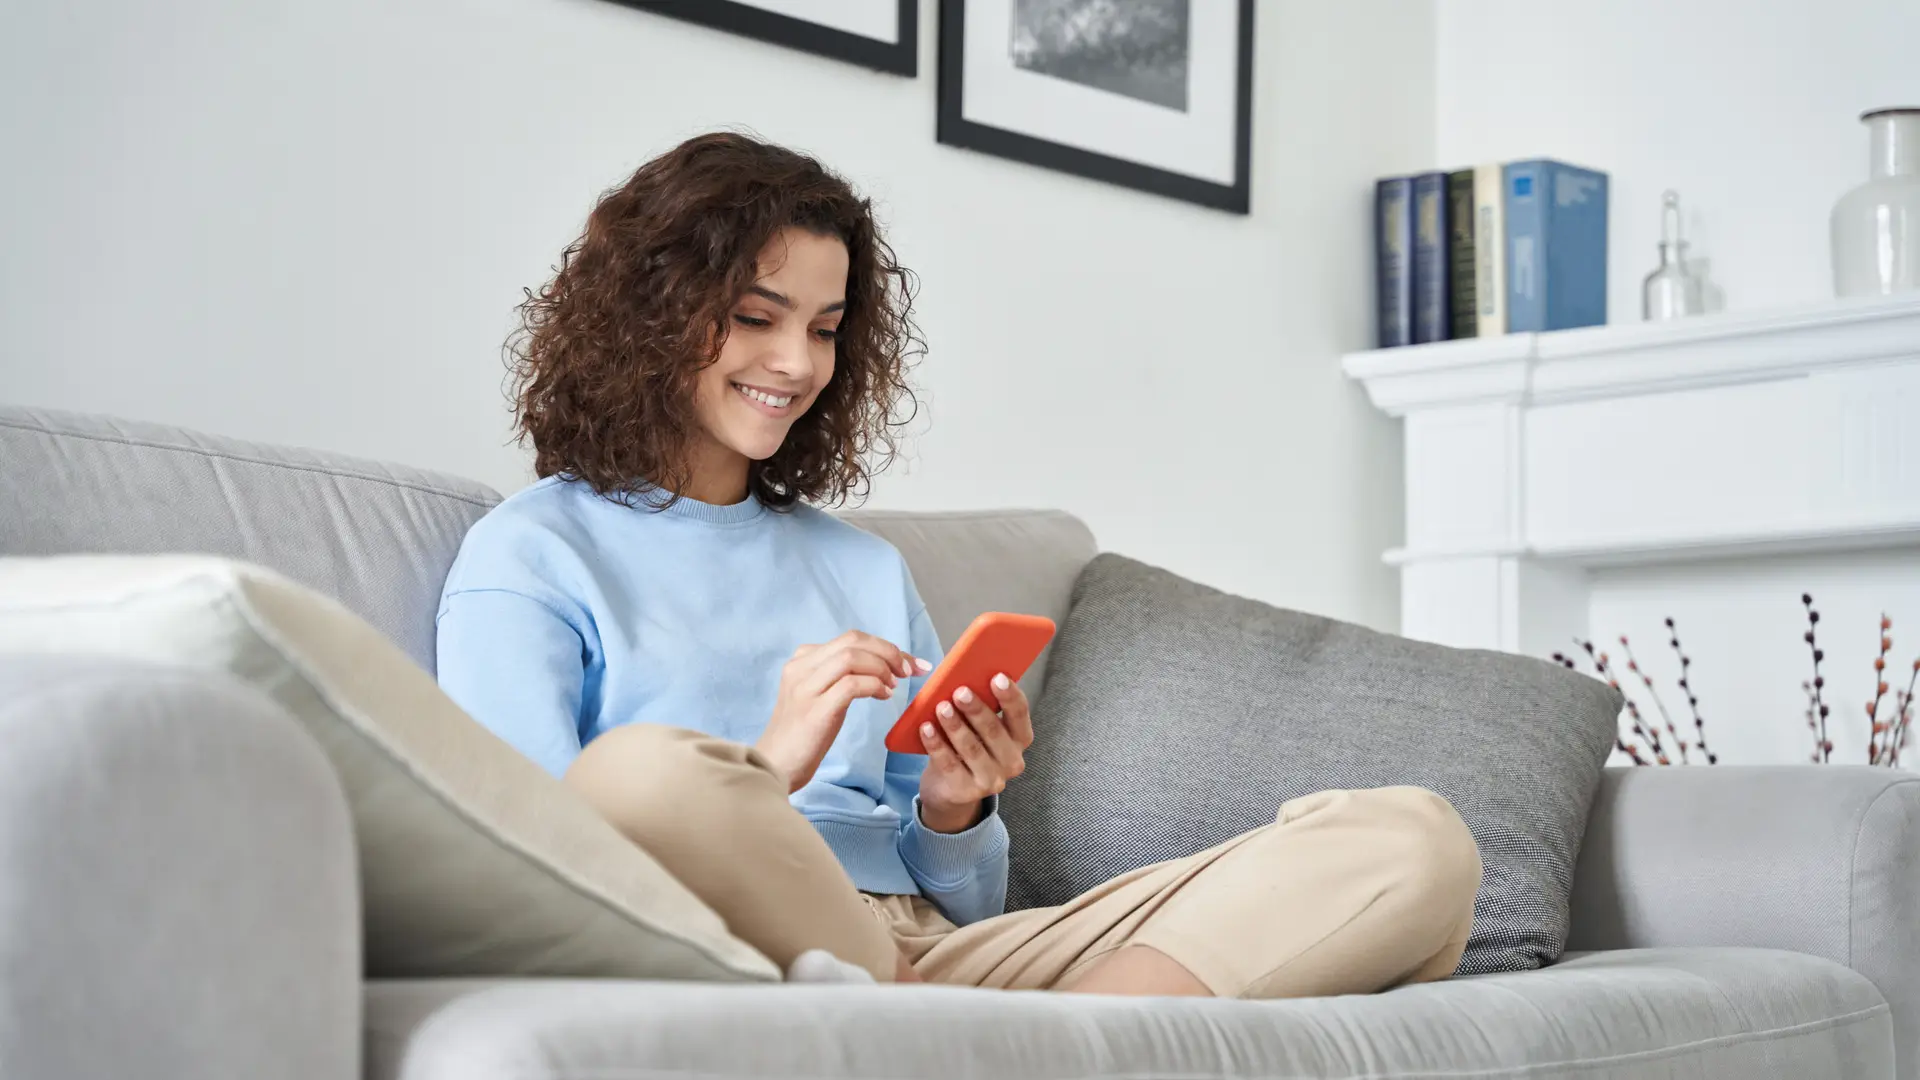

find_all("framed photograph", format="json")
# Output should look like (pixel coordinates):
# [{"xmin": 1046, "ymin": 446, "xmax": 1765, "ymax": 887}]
[
  {"xmin": 616, "ymin": 1, "xmax": 918, "ymax": 76},
  {"xmin": 938, "ymin": 0, "xmax": 1254, "ymax": 213}
]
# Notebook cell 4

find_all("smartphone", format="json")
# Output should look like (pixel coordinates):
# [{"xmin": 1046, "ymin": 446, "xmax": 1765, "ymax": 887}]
[{"xmin": 885, "ymin": 611, "xmax": 1056, "ymax": 754}]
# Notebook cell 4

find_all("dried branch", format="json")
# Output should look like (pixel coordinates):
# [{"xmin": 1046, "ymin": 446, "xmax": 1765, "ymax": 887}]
[
  {"xmin": 1805, "ymin": 595, "xmax": 1832, "ymax": 763},
  {"xmin": 1559, "ymin": 647, "xmax": 1656, "ymax": 765},
  {"xmin": 1666, "ymin": 617, "xmax": 1717, "ymax": 764},
  {"xmin": 1868, "ymin": 616, "xmax": 1895, "ymax": 764},
  {"xmin": 1580, "ymin": 639, "xmax": 1668, "ymax": 764},
  {"xmin": 1565, "ymin": 604, "xmax": 1911, "ymax": 768},
  {"xmin": 1620, "ymin": 635, "xmax": 1688, "ymax": 764},
  {"xmin": 1894, "ymin": 660, "xmax": 1920, "ymax": 768}
]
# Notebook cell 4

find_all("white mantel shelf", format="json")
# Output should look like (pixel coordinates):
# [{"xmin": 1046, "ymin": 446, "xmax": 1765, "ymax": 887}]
[
  {"xmin": 1341, "ymin": 293, "xmax": 1920, "ymax": 657},
  {"xmin": 1343, "ymin": 292, "xmax": 1920, "ymax": 417}
]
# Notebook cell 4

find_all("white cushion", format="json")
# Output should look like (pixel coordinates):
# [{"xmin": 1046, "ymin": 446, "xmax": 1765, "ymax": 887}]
[{"xmin": 0, "ymin": 555, "xmax": 778, "ymax": 983}]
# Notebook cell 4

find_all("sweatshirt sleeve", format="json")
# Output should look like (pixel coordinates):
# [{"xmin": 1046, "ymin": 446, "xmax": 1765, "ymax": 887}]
[
  {"xmin": 437, "ymin": 588, "xmax": 589, "ymax": 779},
  {"xmin": 434, "ymin": 513, "xmax": 596, "ymax": 780},
  {"xmin": 890, "ymin": 599, "xmax": 1010, "ymax": 926}
]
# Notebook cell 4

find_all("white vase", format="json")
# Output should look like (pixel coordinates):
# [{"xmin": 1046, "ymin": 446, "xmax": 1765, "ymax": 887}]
[{"xmin": 1831, "ymin": 107, "xmax": 1920, "ymax": 298}]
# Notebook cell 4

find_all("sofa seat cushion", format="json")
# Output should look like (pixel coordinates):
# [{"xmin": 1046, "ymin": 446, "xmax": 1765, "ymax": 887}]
[{"xmin": 365, "ymin": 948, "xmax": 1892, "ymax": 1080}]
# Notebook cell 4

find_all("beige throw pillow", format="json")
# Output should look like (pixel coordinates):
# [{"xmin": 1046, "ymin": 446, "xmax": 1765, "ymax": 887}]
[{"xmin": 0, "ymin": 555, "xmax": 778, "ymax": 983}]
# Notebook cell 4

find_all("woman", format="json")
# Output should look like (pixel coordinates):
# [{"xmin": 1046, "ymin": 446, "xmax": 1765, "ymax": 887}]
[{"xmin": 437, "ymin": 131, "xmax": 1480, "ymax": 995}]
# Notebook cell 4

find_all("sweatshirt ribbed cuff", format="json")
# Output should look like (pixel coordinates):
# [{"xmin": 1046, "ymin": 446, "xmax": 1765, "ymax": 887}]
[{"xmin": 899, "ymin": 795, "xmax": 1008, "ymax": 888}]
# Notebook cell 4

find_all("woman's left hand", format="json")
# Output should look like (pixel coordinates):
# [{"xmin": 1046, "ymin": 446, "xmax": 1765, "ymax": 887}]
[{"xmin": 917, "ymin": 673, "xmax": 1033, "ymax": 833}]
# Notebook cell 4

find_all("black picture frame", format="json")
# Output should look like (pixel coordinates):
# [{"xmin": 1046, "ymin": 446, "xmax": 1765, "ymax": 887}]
[
  {"xmin": 937, "ymin": 0, "xmax": 1254, "ymax": 214},
  {"xmin": 614, "ymin": 1, "xmax": 918, "ymax": 77}
]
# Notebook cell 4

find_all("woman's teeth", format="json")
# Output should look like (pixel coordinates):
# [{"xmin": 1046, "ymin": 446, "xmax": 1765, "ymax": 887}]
[{"xmin": 734, "ymin": 383, "xmax": 793, "ymax": 408}]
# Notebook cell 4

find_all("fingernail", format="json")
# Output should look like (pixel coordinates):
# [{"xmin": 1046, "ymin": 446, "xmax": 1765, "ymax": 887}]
[
  {"xmin": 921, "ymin": 723, "xmax": 937, "ymax": 741},
  {"xmin": 899, "ymin": 660, "xmax": 913, "ymax": 677},
  {"xmin": 879, "ymin": 686, "xmax": 892, "ymax": 699},
  {"xmin": 992, "ymin": 673, "xmax": 1011, "ymax": 691},
  {"xmin": 937, "ymin": 702, "xmax": 955, "ymax": 720},
  {"xmin": 955, "ymin": 687, "xmax": 974, "ymax": 705},
  {"xmin": 915, "ymin": 657, "xmax": 934, "ymax": 673}
]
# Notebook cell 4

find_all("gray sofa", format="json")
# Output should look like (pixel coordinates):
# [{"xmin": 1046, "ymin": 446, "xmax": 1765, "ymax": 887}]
[{"xmin": 3, "ymin": 403, "xmax": 1917, "ymax": 1080}]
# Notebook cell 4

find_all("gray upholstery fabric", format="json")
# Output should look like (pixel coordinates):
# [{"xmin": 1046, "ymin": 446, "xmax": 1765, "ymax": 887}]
[
  {"xmin": 0, "ymin": 655, "xmax": 359, "ymax": 1080},
  {"xmin": 18, "ymin": 407, "xmax": 1918, "ymax": 1079},
  {"xmin": 1008, "ymin": 554, "xmax": 1623, "ymax": 976},
  {"xmin": 0, "ymin": 406, "xmax": 500, "ymax": 673},
  {"xmin": 841, "ymin": 509, "xmax": 1096, "ymax": 694},
  {"xmin": 1572, "ymin": 765, "xmax": 1920, "ymax": 1077},
  {"xmin": 365, "ymin": 948, "xmax": 1890, "ymax": 1080}
]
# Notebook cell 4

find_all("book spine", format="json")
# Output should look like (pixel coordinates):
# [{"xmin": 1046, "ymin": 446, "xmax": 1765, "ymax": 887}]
[
  {"xmin": 1543, "ymin": 163, "xmax": 1609, "ymax": 330},
  {"xmin": 1410, "ymin": 172, "xmax": 1450, "ymax": 344},
  {"xmin": 1503, "ymin": 160, "xmax": 1548, "ymax": 333},
  {"xmin": 1375, "ymin": 177, "xmax": 1413, "ymax": 348},
  {"xmin": 1473, "ymin": 164, "xmax": 1506, "ymax": 336},
  {"xmin": 1446, "ymin": 169, "xmax": 1477, "ymax": 338}
]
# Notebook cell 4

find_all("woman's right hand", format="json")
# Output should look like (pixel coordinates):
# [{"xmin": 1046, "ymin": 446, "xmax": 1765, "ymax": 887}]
[{"xmin": 756, "ymin": 631, "xmax": 931, "ymax": 794}]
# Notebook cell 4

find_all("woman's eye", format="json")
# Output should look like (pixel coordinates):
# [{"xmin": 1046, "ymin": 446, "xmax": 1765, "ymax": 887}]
[
  {"xmin": 732, "ymin": 314, "xmax": 771, "ymax": 328},
  {"xmin": 813, "ymin": 328, "xmax": 840, "ymax": 341}
]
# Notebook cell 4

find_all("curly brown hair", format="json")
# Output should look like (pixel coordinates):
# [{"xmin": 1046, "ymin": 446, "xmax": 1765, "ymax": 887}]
[{"xmin": 508, "ymin": 132, "xmax": 920, "ymax": 509}]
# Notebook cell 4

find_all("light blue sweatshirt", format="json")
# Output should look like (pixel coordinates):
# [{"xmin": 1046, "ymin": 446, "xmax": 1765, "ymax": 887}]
[{"xmin": 434, "ymin": 476, "xmax": 1008, "ymax": 926}]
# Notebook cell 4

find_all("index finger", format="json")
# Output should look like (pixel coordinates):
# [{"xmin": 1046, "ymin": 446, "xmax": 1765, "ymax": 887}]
[{"xmin": 832, "ymin": 630, "xmax": 930, "ymax": 679}]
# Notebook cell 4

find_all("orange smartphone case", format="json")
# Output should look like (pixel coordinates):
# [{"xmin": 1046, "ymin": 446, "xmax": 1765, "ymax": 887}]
[{"xmin": 884, "ymin": 611, "xmax": 1057, "ymax": 754}]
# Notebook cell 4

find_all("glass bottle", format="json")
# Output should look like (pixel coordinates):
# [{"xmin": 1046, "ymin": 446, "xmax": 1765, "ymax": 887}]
[
  {"xmin": 1643, "ymin": 190, "xmax": 1704, "ymax": 321},
  {"xmin": 1831, "ymin": 107, "xmax": 1920, "ymax": 298}
]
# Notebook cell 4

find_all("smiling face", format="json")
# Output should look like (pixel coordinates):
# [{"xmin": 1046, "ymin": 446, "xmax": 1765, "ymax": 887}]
[{"xmin": 687, "ymin": 226, "xmax": 850, "ymax": 504}]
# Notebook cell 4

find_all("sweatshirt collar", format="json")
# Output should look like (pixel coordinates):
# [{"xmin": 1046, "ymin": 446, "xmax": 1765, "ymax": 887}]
[{"xmin": 652, "ymin": 488, "xmax": 766, "ymax": 526}]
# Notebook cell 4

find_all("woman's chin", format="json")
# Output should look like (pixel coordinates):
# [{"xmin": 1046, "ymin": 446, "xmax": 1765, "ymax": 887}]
[{"xmin": 728, "ymin": 436, "xmax": 789, "ymax": 463}]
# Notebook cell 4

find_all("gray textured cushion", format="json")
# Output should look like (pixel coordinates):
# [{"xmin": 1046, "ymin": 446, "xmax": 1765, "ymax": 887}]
[
  {"xmin": 364, "ymin": 949, "xmax": 1891, "ymax": 1079},
  {"xmin": 841, "ymin": 509, "xmax": 1096, "ymax": 692},
  {"xmin": 1008, "ymin": 554, "xmax": 1622, "ymax": 975},
  {"xmin": 0, "ymin": 405, "xmax": 501, "ymax": 673}
]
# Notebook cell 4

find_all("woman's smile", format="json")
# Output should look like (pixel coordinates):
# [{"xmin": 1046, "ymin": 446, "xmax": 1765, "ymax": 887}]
[{"xmin": 731, "ymin": 380, "xmax": 797, "ymax": 414}]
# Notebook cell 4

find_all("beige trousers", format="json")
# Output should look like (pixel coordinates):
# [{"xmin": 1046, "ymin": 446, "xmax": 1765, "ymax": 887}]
[{"xmin": 566, "ymin": 724, "xmax": 1482, "ymax": 999}]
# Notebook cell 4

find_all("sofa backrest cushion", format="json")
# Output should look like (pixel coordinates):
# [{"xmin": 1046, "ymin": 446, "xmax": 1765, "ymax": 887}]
[
  {"xmin": 0, "ymin": 407, "xmax": 1099, "ymax": 692},
  {"xmin": 841, "ymin": 510, "xmax": 1096, "ymax": 695},
  {"xmin": 0, "ymin": 406, "xmax": 500, "ymax": 674}
]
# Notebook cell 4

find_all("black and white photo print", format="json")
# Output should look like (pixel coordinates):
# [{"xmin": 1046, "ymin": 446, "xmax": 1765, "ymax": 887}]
[
  {"xmin": 940, "ymin": 0, "xmax": 1252, "ymax": 212},
  {"xmin": 1011, "ymin": 0, "xmax": 1190, "ymax": 112}
]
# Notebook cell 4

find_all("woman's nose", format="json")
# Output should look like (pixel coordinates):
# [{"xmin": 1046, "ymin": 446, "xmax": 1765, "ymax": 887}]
[{"xmin": 762, "ymin": 327, "xmax": 814, "ymax": 380}]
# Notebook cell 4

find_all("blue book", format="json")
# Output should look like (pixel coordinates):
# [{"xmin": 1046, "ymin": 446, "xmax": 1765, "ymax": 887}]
[
  {"xmin": 1503, "ymin": 160, "xmax": 1608, "ymax": 332},
  {"xmin": 1410, "ymin": 171, "xmax": 1450, "ymax": 343},
  {"xmin": 1375, "ymin": 177, "xmax": 1413, "ymax": 348}
]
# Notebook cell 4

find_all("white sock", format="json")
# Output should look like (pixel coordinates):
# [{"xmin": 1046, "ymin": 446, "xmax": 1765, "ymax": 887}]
[{"xmin": 785, "ymin": 949, "xmax": 877, "ymax": 985}]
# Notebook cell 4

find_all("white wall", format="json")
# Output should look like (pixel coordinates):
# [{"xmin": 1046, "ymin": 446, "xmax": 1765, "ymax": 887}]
[
  {"xmin": 0, "ymin": 0, "xmax": 1432, "ymax": 631},
  {"xmin": 1436, "ymin": 0, "xmax": 1920, "ymax": 319}
]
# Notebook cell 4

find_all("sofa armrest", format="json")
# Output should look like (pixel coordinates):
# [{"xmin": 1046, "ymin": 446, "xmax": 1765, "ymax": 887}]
[
  {"xmin": 0, "ymin": 655, "xmax": 360, "ymax": 1080},
  {"xmin": 1570, "ymin": 764, "xmax": 1920, "ymax": 1072}
]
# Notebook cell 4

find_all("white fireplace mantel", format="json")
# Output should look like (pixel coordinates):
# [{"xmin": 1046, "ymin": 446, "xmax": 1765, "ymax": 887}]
[{"xmin": 1342, "ymin": 293, "xmax": 1920, "ymax": 662}]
